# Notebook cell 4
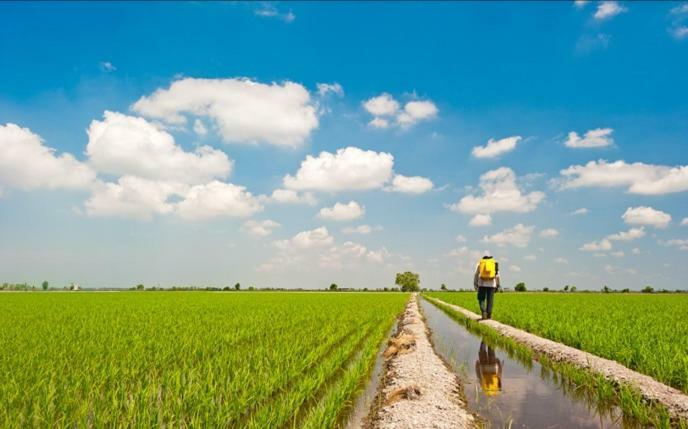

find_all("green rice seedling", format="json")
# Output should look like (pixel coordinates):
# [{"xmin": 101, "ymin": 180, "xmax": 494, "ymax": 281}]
[
  {"xmin": 299, "ymin": 327, "xmax": 386, "ymax": 429},
  {"xmin": 0, "ymin": 292, "xmax": 408, "ymax": 428}
]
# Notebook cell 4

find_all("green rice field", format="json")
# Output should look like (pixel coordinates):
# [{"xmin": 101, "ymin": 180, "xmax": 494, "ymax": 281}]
[
  {"xmin": 426, "ymin": 291, "xmax": 688, "ymax": 394},
  {"xmin": 0, "ymin": 292, "xmax": 407, "ymax": 428}
]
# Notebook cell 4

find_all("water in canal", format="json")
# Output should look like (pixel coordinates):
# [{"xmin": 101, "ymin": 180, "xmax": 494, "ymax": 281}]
[{"xmin": 419, "ymin": 297, "xmax": 625, "ymax": 429}]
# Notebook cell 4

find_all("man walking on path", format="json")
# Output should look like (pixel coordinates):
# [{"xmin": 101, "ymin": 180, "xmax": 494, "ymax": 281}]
[{"xmin": 474, "ymin": 251, "xmax": 500, "ymax": 320}]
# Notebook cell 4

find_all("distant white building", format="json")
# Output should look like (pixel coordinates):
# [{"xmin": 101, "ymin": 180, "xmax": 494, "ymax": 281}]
[{"xmin": 70, "ymin": 282, "xmax": 80, "ymax": 291}]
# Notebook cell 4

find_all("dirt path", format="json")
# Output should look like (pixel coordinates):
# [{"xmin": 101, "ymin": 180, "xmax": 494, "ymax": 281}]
[
  {"xmin": 426, "ymin": 295, "xmax": 688, "ymax": 422},
  {"xmin": 369, "ymin": 294, "xmax": 476, "ymax": 429}
]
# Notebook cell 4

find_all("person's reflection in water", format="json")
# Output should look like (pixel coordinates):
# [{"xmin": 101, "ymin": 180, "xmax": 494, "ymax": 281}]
[{"xmin": 475, "ymin": 341, "xmax": 502, "ymax": 396}]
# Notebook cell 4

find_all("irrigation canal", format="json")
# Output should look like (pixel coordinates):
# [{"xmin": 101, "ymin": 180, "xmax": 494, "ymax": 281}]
[{"xmin": 419, "ymin": 297, "xmax": 625, "ymax": 429}]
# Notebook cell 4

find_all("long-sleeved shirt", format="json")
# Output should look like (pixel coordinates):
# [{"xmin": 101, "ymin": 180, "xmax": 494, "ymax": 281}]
[{"xmin": 473, "ymin": 262, "xmax": 501, "ymax": 288}]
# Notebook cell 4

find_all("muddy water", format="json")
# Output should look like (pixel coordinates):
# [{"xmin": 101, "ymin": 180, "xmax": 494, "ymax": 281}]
[
  {"xmin": 344, "ymin": 324, "xmax": 396, "ymax": 429},
  {"xmin": 420, "ymin": 298, "xmax": 624, "ymax": 429}
]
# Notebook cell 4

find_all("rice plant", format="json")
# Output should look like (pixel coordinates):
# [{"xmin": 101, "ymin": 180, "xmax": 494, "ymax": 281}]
[{"xmin": 0, "ymin": 292, "xmax": 407, "ymax": 427}]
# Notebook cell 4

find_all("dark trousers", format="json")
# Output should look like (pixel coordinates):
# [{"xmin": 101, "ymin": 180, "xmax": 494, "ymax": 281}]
[{"xmin": 477, "ymin": 287, "xmax": 495, "ymax": 315}]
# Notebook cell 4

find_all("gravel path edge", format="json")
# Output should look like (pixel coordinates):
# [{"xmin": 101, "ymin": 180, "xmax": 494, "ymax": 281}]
[{"xmin": 368, "ymin": 294, "xmax": 476, "ymax": 429}]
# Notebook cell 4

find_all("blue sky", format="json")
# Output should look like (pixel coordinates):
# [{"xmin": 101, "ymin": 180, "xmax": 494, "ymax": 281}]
[{"xmin": 1, "ymin": 1, "xmax": 687, "ymax": 290}]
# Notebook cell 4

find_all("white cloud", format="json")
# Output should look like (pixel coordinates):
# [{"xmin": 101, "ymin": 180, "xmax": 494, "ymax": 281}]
[
  {"xmin": 556, "ymin": 160, "xmax": 688, "ymax": 195},
  {"xmin": 576, "ymin": 33, "xmax": 612, "ymax": 53},
  {"xmin": 334, "ymin": 241, "xmax": 390, "ymax": 265},
  {"xmin": 523, "ymin": 172, "xmax": 545, "ymax": 183},
  {"xmin": 132, "ymin": 78, "xmax": 318, "ymax": 147},
  {"xmin": 539, "ymin": 228, "xmax": 559, "ymax": 239},
  {"xmin": 193, "ymin": 119, "xmax": 208, "ymax": 136},
  {"xmin": 572, "ymin": 208, "xmax": 589, "ymax": 215},
  {"xmin": 662, "ymin": 239, "xmax": 688, "ymax": 251},
  {"xmin": 318, "ymin": 201, "xmax": 365, "ymax": 221},
  {"xmin": 241, "ymin": 219, "xmax": 281, "ymax": 238},
  {"xmin": 447, "ymin": 246, "xmax": 484, "ymax": 274},
  {"xmin": 274, "ymin": 226, "xmax": 334, "ymax": 250},
  {"xmin": 510, "ymin": 265, "xmax": 522, "ymax": 273},
  {"xmin": 86, "ymin": 111, "xmax": 231, "ymax": 185},
  {"xmin": 330, "ymin": 242, "xmax": 391, "ymax": 268},
  {"xmin": 262, "ymin": 226, "xmax": 389, "ymax": 272},
  {"xmin": 368, "ymin": 117, "xmax": 390, "ymax": 129},
  {"xmin": 85, "ymin": 176, "xmax": 262, "ymax": 221},
  {"xmin": 0, "ymin": 123, "xmax": 96, "ymax": 194},
  {"xmin": 673, "ymin": 26, "xmax": 688, "ymax": 39},
  {"xmin": 363, "ymin": 93, "xmax": 437, "ymax": 129},
  {"xmin": 611, "ymin": 251, "xmax": 625, "ymax": 258},
  {"xmin": 622, "ymin": 206, "xmax": 671, "ymax": 229},
  {"xmin": 580, "ymin": 238, "xmax": 612, "ymax": 252},
  {"xmin": 176, "ymin": 181, "xmax": 263, "ymax": 220},
  {"xmin": 564, "ymin": 128, "xmax": 613, "ymax": 148},
  {"xmin": 269, "ymin": 188, "xmax": 316, "ymax": 205},
  {"xmin": 456, "ymin": 234, "xmax": 466, "ymax": 243},
  {"xmin": 632, "ymin": 247, "xmax": 641, "ymax": 254},
  {"xmin": 471, "ymin": 136, "xmax": 521, "ymax": 159},
  {"xmin": 254, "ymin": 4, "xmax": 295, "ymax": 22},
  {"xmin": 594, "ymin": 1, "xmax": 627, "ymax": 20},
  {"xmin": 343, "ymin": 224, "xmax": 382, "ymax": 235},
  {"xmin": 524, "ymin": 254, "xmax": 537, "ymax": 261},
  {"xmin": 386, "ymin": 174, "xmax": 434, "ymax": 194},
  {"xmin": 574, "ymin": 0, "xmax": 589, "ymax": 8},
  {"xmin": 469, "ymin": 214, "xmax": 492, "ymax": 226},
  {"xmin": 481, "ymin": 224, "xmax": 534, "ymax": 248},
  {"xmin": 580, "ymin": 227, "xmax": 645, "ymax": 251},
  {"xmin": 362, "ymin": 93, "xmax": 399, "ymax": 116},
  {"xmin": 340, "ymin": 241, "xmax": 368, "ymax": 258},
  {"xmin": 681, "ymin": 218, "xmax": 688, "ymax": 226},
  {"xmin": 283, "ymin": 147, "xmax": 394, "ymax": 192},
  {"xmin": 669, "ymin": 5, "xmax": 688, "ymax": 39},
  {"xmin": 450, "ymin": 167, "xmax": 545, "ymax": 215},
  {"xmin": 672, "ymin": 4, "xmax": 688, "ymax": 14},
  {"xmin": 396, "ymin": 100, "xmax": 438, "ymax": 128},
  {"xmin": 555, "ymin": 257, "xmax": 569, "ymax": 264},
  {"xmin": 365, "ymin": 247, "xmax": 390, "ymax": 264},
  {"xmin": 608, "ymin": 227, "xmax": 646, "ymax": 241},
  {"xmin": 316, "ymin": 83, "xmax": 344, "ymax": 97},
  {"xmin": 254, "ymin": 4, "xmax": 278, "ymax": 17},
  {"xmin": 99, "ymin": 61, "xmax": 116, "ymax": 72},
  {"xmin": 84, "ymin": 176, "xmax": 181, "ymax": 221}
]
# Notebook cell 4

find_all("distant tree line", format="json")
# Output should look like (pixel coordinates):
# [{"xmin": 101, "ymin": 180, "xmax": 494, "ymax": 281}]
[
  {"xmin": 326, "ymin": 283, "xmax": 401, "ymax": 292},
  {"xmin": 1, "ymin": 281, "xmax": 76, "ymax": 291},
  {"xmin": 4, "ymin": 279, "xmax": 684, "ymax": 294},
  {"xmin": 1, "ymin": 282, "xmax": 36, "ymax": 291},
  {"xmin": 130, "ymin": 283, "xmax": 261, "ymax": 291},
  {"xmin": 430, "ymin": 281, "xmax": 684, "ymax": 293},
  {"xmin": 126, "ymin": 283, "xmax": 406, "ymax": 292}
]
